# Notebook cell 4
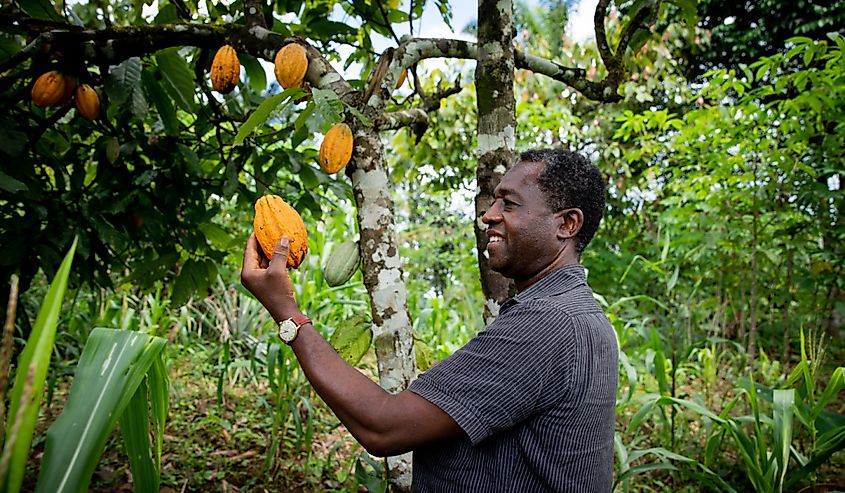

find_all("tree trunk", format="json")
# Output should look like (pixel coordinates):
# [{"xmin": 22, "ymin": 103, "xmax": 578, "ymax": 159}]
[
  {"xmin": 348, "ymin": 128, "xmax": 416, "ymax": 490},
  {"xmin": 474, "ymin": 0, "xmax": 516, "ymax": 322}
]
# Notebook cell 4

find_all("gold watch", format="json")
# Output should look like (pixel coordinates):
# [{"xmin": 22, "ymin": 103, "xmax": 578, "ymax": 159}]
[{"xmin": 278, "ymin": 313, "xmax": 311, "ymax": 344}]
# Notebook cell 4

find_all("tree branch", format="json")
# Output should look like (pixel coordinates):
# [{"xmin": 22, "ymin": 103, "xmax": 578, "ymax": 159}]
[{"xmin": 376, "ymin": 108, "xmax": 428, "ymax": 131}]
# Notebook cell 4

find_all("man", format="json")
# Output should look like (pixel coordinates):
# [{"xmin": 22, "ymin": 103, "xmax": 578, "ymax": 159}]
[{"xmin": 241, "ymin": 148, "xmax": 618, "ymax": 492}]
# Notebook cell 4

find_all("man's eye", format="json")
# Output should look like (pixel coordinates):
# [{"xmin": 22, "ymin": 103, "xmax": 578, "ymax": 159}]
[{"xmin": 502, "ymin": 199, "xmax": 516, "ymax": 207}]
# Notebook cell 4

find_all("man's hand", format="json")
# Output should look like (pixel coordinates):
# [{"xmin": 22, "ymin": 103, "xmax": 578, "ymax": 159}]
[{"xmin": 241, "ymin": 233, "xmax": 301, "ymax": 323}]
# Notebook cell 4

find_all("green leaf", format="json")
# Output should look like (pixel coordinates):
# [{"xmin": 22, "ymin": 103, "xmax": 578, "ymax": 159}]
[
  {"xmin": 0, "ymin": 170, "xmax": 27, "ymax": 193},
  {"xmin": 17, "ymin": 0, "xmax": 63, "ymax": 21},
  {"xmin": 233, "ymin": 88, "xmax": 303, "ymax": 146},
  {"xmin": 0, "ymin": 36, "xmax": 21, "ymax": 61},
  {"xmin": 199, "ymin": 222, "xmax": 233, "ymax": 250},
  {"xmin": 142, "ymin": 70, "xmax": 179, "ymax": 135},
  {"xmin": 34, "ymin": 328, "xmax": 167, "ymax": 493},
  {"xmin": 171, "ymin": 258, "xmax": 215, "ymax": 306},
  {"xmin": 310, "ymin": 88, "xmax": 344, "ymax": 133},
  {"xmin": 105, "ymin": 57, "xmax": 143, "ymax": 106},
  {"xmin": 155, "ymin": 48, "xmax": 197, "ymax": 112},
  {"xmin": 240, "ymin": 53, "xmax": 268, "ymax": 93},
  {"xmin": 329, "ymin": 314, "xmax": 372, "ymax": 365},
  {"xmin": 119, "ymin": 380, "xmax": 158, "ymax": 493},
  {"xmin": 2, "ymin": 237, "xmax": 76, "ymax": 493}
]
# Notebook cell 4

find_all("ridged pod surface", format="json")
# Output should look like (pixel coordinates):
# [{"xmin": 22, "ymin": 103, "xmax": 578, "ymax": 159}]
[
  {"xmin": 211, "ymin": 45, "xmax": 240, "ymax": 94},
  {"xmin": 322, "ymin": 240, "xmax": 360, "ymax": 287},
  {"xmin": 31, "ymin": 71, "xmax": 67, "ymax": 107},
  {"xmin": 319, "ymin": 123, "xmax": 354, "ymax": 174},
  {"xmin": 253, "ymin": 195, "xmax": 308, "ymax": 268},
  {"xmin": 274, "ymin": 43, "xmax": 308, "ymax": 89},
  {"xmin": 75, "ymin": 84, "xmax": 100, "ymax": 120}
]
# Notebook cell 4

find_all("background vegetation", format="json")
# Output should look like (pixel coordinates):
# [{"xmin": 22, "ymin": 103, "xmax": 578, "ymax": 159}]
[{"xmin": 1, "ymin": 0, "xmax": 843, "ymax": 491}]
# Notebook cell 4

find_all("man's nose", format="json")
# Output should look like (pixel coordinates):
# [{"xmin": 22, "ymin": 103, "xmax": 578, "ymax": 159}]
[{"xmin": 481, "ymin": 202, "xmax": 501, "ymax": 224}]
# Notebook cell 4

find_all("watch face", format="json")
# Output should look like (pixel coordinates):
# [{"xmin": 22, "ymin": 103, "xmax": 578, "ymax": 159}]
[{"xmin": 278, "ymin": 319, "xmax": 298, "ymax": 343}]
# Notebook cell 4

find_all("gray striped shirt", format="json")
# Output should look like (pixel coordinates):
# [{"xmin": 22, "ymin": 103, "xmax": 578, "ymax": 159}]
[{"xmin": 409, "ymin": 264, "xmax": 618, "ymax": 492}]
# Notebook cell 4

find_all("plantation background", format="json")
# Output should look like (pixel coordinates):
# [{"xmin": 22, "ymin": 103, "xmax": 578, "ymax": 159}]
[{"xmin": 1, "ymin": 0, "xmax": 844, "ymax": 491}]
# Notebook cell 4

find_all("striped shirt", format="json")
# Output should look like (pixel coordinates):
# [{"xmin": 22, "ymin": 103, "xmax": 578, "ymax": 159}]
[{"xmin": 408, "ymin": 263, "xmax": 618, "ymax": 492}]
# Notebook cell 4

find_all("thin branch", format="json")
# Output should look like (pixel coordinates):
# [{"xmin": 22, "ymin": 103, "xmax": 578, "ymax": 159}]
[
  {"xmin": 376, "ymin": 108, "xmax": 428, "ymax": 131},
  {"xmin": 594, "ymin": 0, "xmax": 614, "ymax": 66}
]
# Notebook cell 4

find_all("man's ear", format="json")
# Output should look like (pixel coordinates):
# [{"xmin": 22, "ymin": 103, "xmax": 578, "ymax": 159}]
[{"xmin": 555, "ymin": 208, "xmax": 583, "ymax": 242}]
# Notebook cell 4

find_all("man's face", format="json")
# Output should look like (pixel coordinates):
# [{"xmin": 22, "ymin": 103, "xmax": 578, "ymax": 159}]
[{"xmin": 481, "ymin": 161, "xmax": 564, "ymax": 287}]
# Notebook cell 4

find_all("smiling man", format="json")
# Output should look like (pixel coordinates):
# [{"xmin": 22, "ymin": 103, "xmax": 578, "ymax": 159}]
[{"xmin": 241, "ymin": 148, "xmax": 618, "ymax": 492}]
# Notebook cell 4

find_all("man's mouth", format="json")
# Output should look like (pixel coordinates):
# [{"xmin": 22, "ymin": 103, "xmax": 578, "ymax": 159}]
[{"xmin": 487, "ymin": 234, "xmax": 504, "ymax": 244}]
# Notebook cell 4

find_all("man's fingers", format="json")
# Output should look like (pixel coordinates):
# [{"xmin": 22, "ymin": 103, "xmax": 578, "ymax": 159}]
[{"xmin": 242, "ymin": 233, "xmax": 261, "ymax": 271}]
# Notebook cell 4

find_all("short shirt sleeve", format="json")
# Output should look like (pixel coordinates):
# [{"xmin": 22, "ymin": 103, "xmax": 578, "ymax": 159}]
[{"xmin": 409, "ymin": 300, "xmax": 576, "ymax": 445}]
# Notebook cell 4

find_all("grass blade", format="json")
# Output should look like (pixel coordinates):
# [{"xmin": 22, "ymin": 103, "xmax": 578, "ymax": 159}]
[
  {"xmin": 1, "ymin": 237, "xmax": 77, "ymax": 493},
  {"xmin": 120, "ymin": 379, "xmax": 158, "ymax": 493}
]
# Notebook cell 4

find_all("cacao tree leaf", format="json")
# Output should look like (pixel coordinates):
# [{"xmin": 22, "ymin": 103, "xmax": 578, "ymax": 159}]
[
  {"xmin": 0, "ymin": 118, "xmax": 27, "ymax": 157},
  {"xmin": 309, "ymin": 88, "xmax": 343, "ymax": 133},
  {"xmin": 240, "ymin": 53, "xmax": 267, "ymax": 93},
  {"xmin": 233, "ymin": 87, "xmax": 303, "ymax": 146},
  {"xmin": 142, "ymin": 70, "xmax": 179, "ymax": 135},
  {"xmin": 0, "ymin": 35, "xmax": 21, "ymax": 61},
  {"xmin": 328, "ymin": 314, "xmax": 372, "ymax": 365},
  {"xmin": 17, "ymin": 0, "xmax": 63, "ymax": 21},
  {"xmin": 0, "ymin": 170, "xmax": 27, "ymax": 193},
  {"xmin": 131, "ymin": 83, "xmax": 149, "ymax": 119},
  {"xmin": 155, "ymin": 48, "xmax": 197, "ymax": 112},
  {"xmin": 106, "ymin": 57, "xmax": 143, "ymax": 106}
]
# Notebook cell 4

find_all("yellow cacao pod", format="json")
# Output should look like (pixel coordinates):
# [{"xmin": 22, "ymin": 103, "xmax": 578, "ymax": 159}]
[
  {"xmin": 274, "ymin": 43, "xmax": 308, "ymax": 89},
  {"xmin": 253, "ymin": 195, "xmax": 308, "ymax": 269},
  {"xmin": 319, "ymin": 123, "xmax": 353, "ymax": 174},
  {"xmin": 322, "ymin": 240, "xmax": 360, "ymax": 287},
  {"xmin": 211, "ymin": 45, "xmax": 240, "ymax": 94},
  {"xmin": 31, "ymin": 71, "xmax": 67, "ymax": 107},
  {"xmin": 75, "ymin": 84, "xmax": 100, "ymax": 120}
]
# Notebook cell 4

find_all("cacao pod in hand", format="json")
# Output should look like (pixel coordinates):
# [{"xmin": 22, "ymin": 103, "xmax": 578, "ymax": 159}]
[
  {"xmin": 253, "ymin": 195, "xmax": 308, "ymax": 268},
  {"xmin": 31, "ymin": 71, "xmax": 67, "ymax": 107},
  {"xmin": 211, "ymin": 45, "xmax": 240, "ymax": 94},
  {"xmin": 75, "ymin": 84, "xmax": 100, "ymax": 120},
  {"xmin": 274, "ymin": 43, "xmax": 308, "ymax": 89},
  {"xmin": 322, "ymin": 240, "xmax": 360, "ymax": 287},
  {"xmin": 319, "ymin": 123, "xmax": 354, "ymax": 174}
]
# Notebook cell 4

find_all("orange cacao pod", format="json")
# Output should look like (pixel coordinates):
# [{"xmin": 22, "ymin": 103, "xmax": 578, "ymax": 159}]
[
  {"xmin": 210, "ymin": 45, "xmax": 240, "ymax": 94},
  {"xmin": 319, "ymin": 123, "xmax": 353, "ymax": 174},
  {"xmin": 273, "ymin": 43, "xmax": 308, "ymax": 89},
  {"xmin": 75, "ymin": 84, "xmax": 100, "ymax": 120},
  {"xmin": 395, "ymin": 68, "xmax": 407, "ymax": 89},
  {"xmin": 253, "ymin": 195, "xmax": 308, "ymax": 268},
  {"xmin": 31, "ymin": 71, "xmax": 67, "ymax": 107}
]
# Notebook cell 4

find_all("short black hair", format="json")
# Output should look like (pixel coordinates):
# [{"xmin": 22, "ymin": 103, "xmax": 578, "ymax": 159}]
[{"xmin": 519, "ymin": 149, "xmax": 606, "ymax": 255}]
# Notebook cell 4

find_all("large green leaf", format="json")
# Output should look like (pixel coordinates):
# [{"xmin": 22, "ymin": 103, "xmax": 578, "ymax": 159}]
[
  {"xmin": 1, "ymin": 237, "xmax": 77, "ymax": 493},
  {"xmin": 155, "ymin": 48, "xmax": 197, "ymax": 112},
  {"xmin": 328, "ymin": 314, "xmax": 372, "ymax": 365},
  {"xmin": 233, "ymin": 87, "xmax": 303, "ymax": 146},
  {"xmin": 35, "ymin": 328, "xmax": 167, "ymax": 493},
  {"xmin": 17, "ymin": 0, "xmax": 63, "ymax": 21}
]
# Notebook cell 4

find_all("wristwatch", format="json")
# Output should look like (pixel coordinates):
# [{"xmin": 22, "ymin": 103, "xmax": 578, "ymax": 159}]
[{"xmin": 278, "ymin": 313, "xmax": 311, "ymax": 344}]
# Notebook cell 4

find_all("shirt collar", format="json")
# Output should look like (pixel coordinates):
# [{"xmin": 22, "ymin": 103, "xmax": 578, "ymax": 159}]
[{"xmin": 501, "ymin": 263, "xmax": 587, "ymax": 310}]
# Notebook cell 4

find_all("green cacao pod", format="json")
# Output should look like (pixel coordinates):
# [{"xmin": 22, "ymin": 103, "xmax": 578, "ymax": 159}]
[{"xmin": 322, "ymin": 239, "xmax": 360, "ymax": 287}]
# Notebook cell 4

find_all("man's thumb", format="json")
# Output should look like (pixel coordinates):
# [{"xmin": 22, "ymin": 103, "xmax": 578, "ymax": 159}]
[{"xmin": 271, "ymin": 236, "xmax": 290, "ymax": 268}]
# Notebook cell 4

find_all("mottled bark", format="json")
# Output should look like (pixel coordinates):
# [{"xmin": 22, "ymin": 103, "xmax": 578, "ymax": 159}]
[
  {"xmin": 474, "ymin": 0, "xmax": 516, "ymax": 321},
  {"xmin": 346, "ymin": 129, "xmax": 415, "ymax": 490}
]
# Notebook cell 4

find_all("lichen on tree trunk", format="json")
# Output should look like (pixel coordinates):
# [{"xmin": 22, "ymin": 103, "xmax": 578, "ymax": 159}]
[{"xmin": 347, "ymin": 128, "xmax": 416, "ymax": 491}]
